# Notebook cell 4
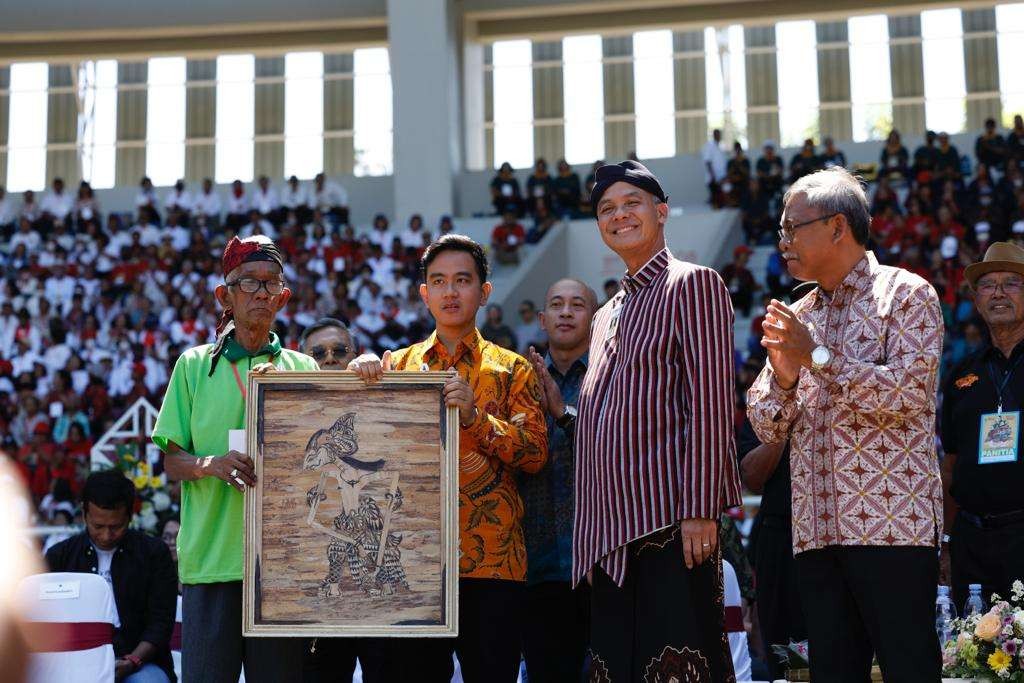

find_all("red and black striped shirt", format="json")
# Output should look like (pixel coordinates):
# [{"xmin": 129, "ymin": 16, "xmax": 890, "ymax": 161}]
[{"xmin": 573, "ymin": 247, "xmax": 742, "ymax": 586}]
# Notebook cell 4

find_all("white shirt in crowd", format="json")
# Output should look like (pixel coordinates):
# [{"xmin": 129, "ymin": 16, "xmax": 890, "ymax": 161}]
[
  {"xmin": 399, "ymin": 228, "xmax": 424, "ymax": 250},
  {"xmin": 226, "ymin": 192, "xmax": 249, "ymax": 216},
  {"xmin": 282, "ymin": 184, "xmax": 311, "ymax": 210},
  {"xmin": 44, "ymin": 275, "xmax": 76, "ymax": 309},
  {"xmin": 239, "ymin": 218, "xmax": 277, "ymax": 239},
  {"xmin": 251, "ymin": 186, "xmax": 280, "ymax": 215},
  {"xmin": 134, "ymin": 222, "xmax": 162, "ymax": 247},
  {"xmin": 164, "ymin": 189, "xmax": 193, "ymax": 213},
  {"xmin": 701, "ymin": 139, "xmax": 728, "ymax": 183},
  {"xmin": 10, "ymin": 230, "xmax": 42, "ymax": 255},
  {"xmin": 515, "ymin": 319, "xmax": 546, "ymax": 354},
  {"xmin": 0, "ymin": 197, "xmax": 18, "ymax": 225},
  {"xmin": 41, "ymin": 191, "xmax": 75, "ymax": 219},
  {"xmin": 135, "ymin": 189, "xmax": 158, "ymax": 209},
  {"xmin": 194, "ymin": 190, "xmax": 222, "ymax": 218},
  {"xmin": 314, "ymin": 180, "xmax": 348, "ymax": 211}
]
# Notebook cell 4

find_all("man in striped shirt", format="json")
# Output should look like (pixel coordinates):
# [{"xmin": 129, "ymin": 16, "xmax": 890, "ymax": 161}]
[{"xmin": 575, "ymin": 160, "xmax": 741, "ymax": 682}]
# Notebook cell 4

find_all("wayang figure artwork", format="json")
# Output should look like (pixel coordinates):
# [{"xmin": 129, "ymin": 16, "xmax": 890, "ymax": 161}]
[{"xmin": 303, "ymin": 412, "xmax": 409, "ymax": 598}]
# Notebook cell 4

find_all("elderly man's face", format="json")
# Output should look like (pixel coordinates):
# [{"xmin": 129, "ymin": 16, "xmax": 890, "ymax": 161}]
[
  {"xmin": 302, "ymin": 325, "xmax": 355, "ymax": 370},
  {"xmin": 596, "ymin": 182, "xmax": 667, "ymax": 264},
  {"xmin": 975, "ymin": 271, "xmax": 1024, "ymax": 329},
  {"xmin": 778, "ymin": 193, "xmax": 841, "ymax": 283},
  {"xmin": 216, "ymin": 261, "xmax": 291, "ymax": 330}
]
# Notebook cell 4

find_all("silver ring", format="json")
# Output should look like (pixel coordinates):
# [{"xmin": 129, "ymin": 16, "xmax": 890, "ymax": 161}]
[
  {"xmin": 701, "ymin": 543, "xmax": 711, "ymax": 547},
  {"xmin": 231, "ymin": 468, "xmax": 239, "ymax": 478}
]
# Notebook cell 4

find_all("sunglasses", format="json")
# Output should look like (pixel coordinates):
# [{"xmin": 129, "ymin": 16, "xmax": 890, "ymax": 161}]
[{"xmin": 310, "ymin": 344, "xmax": 352, "ymax": 361}]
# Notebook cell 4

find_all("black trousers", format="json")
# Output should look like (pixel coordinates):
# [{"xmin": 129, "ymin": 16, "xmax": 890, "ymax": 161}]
[
  {"xmin": 951, "ymin": 512, "xmax": 1024, "ymax": 612},
  {"xmin": 795, "ymin": 546, "xmax": 940, "ymax": 683},
  {"xmin": 521, "ymin": 581, "xmax": 590, "ymax": 683},
  {"xmin": 589, "ymin": 526, "xmax": 734, "ymax": 683},
  {"xmin": 302, "ymin": 637, "xmax": 389, "ymax": 682},
  {"xmin": 380, "ymin": 577, "xmax": 525, "ymax": 683},
  {"xmin": 752, "ymin": 518, "xmax": 805, "ymax": 680}
]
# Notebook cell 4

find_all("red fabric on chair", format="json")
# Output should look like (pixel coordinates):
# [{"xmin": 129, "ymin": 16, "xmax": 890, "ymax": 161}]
[{"xmin": 24, "ymin": 621, "xmax": 114, "ymax": 653}]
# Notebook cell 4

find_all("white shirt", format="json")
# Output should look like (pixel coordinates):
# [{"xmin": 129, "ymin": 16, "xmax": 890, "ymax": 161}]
[
  {"xmin": 701, "ymin": 140, "xmax": 728, "ymax": 183},
  {"xmin": 40, "ymin": 191, "xmax": 74, "ymax": 218},
  {"xmin": 239, "ymin": 219, "xmax": 277, "ymax": 239},
  {"xmin": 135, "ymin": 190, "xmax": 158, "ymax": 209},
  {"xmin": 104, "ymin": 231, "xmax": 133, "ymax": 259},
  {"xmin": 93, "ymin": 544, "xmax": 121, "ymax": 621},
  {"xmin": 313, "ymin": 181, "xmax": 348, "ymax": 211},
  {"xmin": 399, "ymin": 228, "xmax": 424, "ymax": 249},
  {"xmin": 133, "ymin": 223, "xmax": 162, "ymax": 247},
  {"xmin": 10, "ymin": 230, "xmax": 42, "ymax": 254},
  {"xmin": 165, "ymin": 225, "xmax": 192, "ymax": 252},
  {"xmin": 367, "ymin": 229, "xmax": 392, "ymax": 248},
  {"xmin": 281, "ymin": 185, "xmax": 310, "ymax": 210},
  {"xmin": 194, "ymin": 190, "xmax": 222, "ymax": 217},
  {"xmin": 44, "ymin": 276, "xmax": 76, "ymax": 308},
  {"xmin": 251, "ymin": 187, "xmax": 280, "ymax": 214},
  {"xmin": 226, "ymin": 192, "xmax": 249, "ymax": 215},
  {"xmin": 164, "ymin": 189, "xmax": 193, "ymax": 212},
  {"xmin": 0, "ymin": 198, "xmax": 16, "ymax": 225}
]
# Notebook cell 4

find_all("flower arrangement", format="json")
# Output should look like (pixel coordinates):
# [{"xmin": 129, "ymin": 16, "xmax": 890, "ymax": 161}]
[
  {"xmin": 943, "ymin": 581, "xmax": 1024, "ymax": 681},
  {"xmin": 106, "ymin": 441, "xmax": 174, "ymax": 533}
]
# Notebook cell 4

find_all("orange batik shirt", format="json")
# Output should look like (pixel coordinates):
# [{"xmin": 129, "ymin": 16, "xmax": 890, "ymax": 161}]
[{"xmin": 390, "ymin": 329, "xmax": 547, "ymax": 581}]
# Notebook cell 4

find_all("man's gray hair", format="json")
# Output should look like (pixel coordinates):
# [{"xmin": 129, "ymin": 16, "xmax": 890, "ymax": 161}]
[{"xmin": 783, "ymin": 167, "xmax": 870, "ymax": 245}]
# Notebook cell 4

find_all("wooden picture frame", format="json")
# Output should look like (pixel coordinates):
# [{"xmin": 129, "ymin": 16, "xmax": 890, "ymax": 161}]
[{"xmin": 243, "ymin": 372, "xmax": 459, "ymax": 638}]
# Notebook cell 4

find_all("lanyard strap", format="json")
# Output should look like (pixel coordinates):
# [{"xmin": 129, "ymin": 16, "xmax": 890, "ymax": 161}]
[
  {"xmin": 987, "ymin": 355, "xmax": 1024, "ymax": 412},
  {"xmin": 231, "ymin": 361, "xmax": 247, "ymax": 400}
]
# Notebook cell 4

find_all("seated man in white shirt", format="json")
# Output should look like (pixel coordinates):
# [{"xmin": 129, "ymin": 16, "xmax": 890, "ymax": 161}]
[
  {"xmin": 44, "ymin": 263, "xmax": 76, "ymax": 310},
  {"xmin": 399, "ymin": 214, "xmax": 427, "ymax": 251},
  {"xmin": 132, "ymin": 207, "xmax": 162, "ymax": 248},
  {"xmin": 20, "ymin": 190, "xmax": 41, "ymax": 225},
  {"xmin": 282, "ymin": 175, "xmax": 312, "ymax": 225},
  {"xmin": 225, "ymin": 179, "xmax": 249, "ymax": 230},
  {"xmin": 9, "ymin": 218, "xmax": 42, "ymax": 255},
  {"xmin": 251, "ymin": 175, "xmax": 281, "ymax": 225},
  {"xmin": 163, "ymin": 211, "xmax": 192, "ymax": 252},
  {"xmin": 368, "ymin": 214, "xmax": 392, "ymax": 248},
  {"xmin": 135, "ymin": 177, "xmax": 159, "ymax": 216},
  {"xmin": 313, "ymin": 172, "xmax": 349, "ymax": 226},
  {"xmin": 193, "ymin": 178, "xmax": 222, "ymax": 229},
  {"xmin": 40, "ymin": 177, "xmax": 75, "ymax": 228},
  {"xmin": 239, "ymin": 209, "xmax": 277, "ymax": 239},
  {"xmin": 164, "ymin": 180, "xmax": 193, "ymax": 219}
]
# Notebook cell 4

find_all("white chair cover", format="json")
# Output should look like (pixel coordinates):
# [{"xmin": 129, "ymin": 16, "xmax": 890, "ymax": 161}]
[{"xmin": 723, "ymin": 560, "xmax": 753, "ymax": 681}]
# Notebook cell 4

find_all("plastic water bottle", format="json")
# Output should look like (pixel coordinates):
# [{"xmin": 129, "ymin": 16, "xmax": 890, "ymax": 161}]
[
  {"xmin": 936, "ymin": 586, "xmax": 956, "ymax": 647},
  {"xmin": 965, "ymin": 584, "xmax": 985, "ymax": 617}
]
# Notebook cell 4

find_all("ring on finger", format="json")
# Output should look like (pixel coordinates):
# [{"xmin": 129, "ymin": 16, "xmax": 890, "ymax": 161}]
[{"xmin": 231, "ymin": 468, "xmax": 239, "ymax": 478}]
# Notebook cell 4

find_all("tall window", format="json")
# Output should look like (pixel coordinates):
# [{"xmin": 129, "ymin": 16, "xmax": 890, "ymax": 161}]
[
  {"xmin": 491, "ymin": 40, "xmax": 534, "ymax": 169},
  {"xmin": 633, "ymin": 30, "xmax": 675, "ymax": 159},
  {"xmin": 352, "ymin": 48, "xmax": 393, "ymax": 177},
  {"xmin": 996, "ymin": 3, "xmax": 1024, "ymax": 127},
  {"xmin": 79, "ymin": 60, "xmax": 118, "ymax": 189},
  {"xmin": 146, "ymin": 57, "xmax": 186, "ymax": 186},
  {"xmin": 284, "ymin": 52, "xmax": 324, "ymax": 179},
  {"xmin": 6, "ymin": 63, "xmax": 48, "ymax": 192},
  {"xmin": 562, "ymin": 35, "xmax": 605, "ymax": 165},
  {"xmin": 848, "ymin": 15, "xmax": 894, "ymax": 142},
  {"xmin": 921, "ymin": 8, "xmax": 967, "ymax": 133},
  {"xmin": 704, "ymin": 26, "xmax": 748, "ymax": 147},
  {"xmin": 776, "ymin": 21, "xmax": 819, "ymax": 147},
  {"xmin": 215, "ymin": 54, "xmax": 255, "ymax": 183}
]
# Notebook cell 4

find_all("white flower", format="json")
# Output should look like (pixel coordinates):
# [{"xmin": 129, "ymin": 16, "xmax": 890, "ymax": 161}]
[
  {"xmin": 140, "ymin": 511, "xmax": 158, "ymax": 531},
  {"xmin": 1003, "ymin": 624, "xmax": 1015, "ymax": 637},
  {"xmin": 998, "ymin": 669, "xmax": 1011, "ymax": 680},
  {"xmin": 1013, "ymin": 580, "xmax": 1024, "ymax": 600},
  {"xmin": 1015, "ymin": 612, "xmax": 1024, "ymax": 632},
  {"xmin": 151, "ymin": 491, "xmax": 171, "ymax": 512}
]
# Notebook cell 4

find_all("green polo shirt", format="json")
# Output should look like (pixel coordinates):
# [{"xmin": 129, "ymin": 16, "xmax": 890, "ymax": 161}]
[{"xmin": 152, "ymin": 339, "xmax": 317, "ymax": 584}]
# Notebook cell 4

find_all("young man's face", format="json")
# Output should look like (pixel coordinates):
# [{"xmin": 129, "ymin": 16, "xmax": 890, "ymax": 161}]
[{"xmin": 419, "ymin": 251, "xmax": 491, "ymax": 331}]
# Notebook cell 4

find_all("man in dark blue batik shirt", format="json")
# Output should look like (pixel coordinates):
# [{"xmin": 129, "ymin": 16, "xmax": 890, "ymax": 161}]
[{"xmin": 520, "ymin": 278, "xmax": 597, "ymax": 683}]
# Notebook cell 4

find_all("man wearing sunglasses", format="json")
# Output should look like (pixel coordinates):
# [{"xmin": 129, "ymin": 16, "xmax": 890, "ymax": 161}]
[
  {"xmin": 747, "ymin": 167, "xmax": 944, "ymax": 682},
  {"xmin": 300, "ymin": 318, "xmax": 357, "ymax": 370},
  {"xmin": 941, "ymin": 242, "xmax": 1024, "ymax": 616}
]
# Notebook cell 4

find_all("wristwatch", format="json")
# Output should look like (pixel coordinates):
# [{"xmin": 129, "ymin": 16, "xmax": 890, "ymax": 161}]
[
  {"xmin": 556, "ymin": 405, "xmax": 577, "ymax": 430},
  {"xmin": 941, "ymin": 533, "xmax": 951, "ymax": 545},
  {"xmin": 811, "ymin": 345, "xmax": 832, "ymax": 371}
]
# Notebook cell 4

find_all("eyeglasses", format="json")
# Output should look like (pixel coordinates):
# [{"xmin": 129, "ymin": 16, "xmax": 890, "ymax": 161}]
[
  {"xmin": 226, "ymin": 278, "xmax": 285, "ymax": 295},
  {"xmin": 777, "ymin": 213, "xmax": 839, "ymax": 244},
  {"xmin": 976, "ymin": 278, "xmax": 1024, "ymax": 295},
  {"xmin": 309, "ymin": 344, "xmax": 352, "ymax": 362}
]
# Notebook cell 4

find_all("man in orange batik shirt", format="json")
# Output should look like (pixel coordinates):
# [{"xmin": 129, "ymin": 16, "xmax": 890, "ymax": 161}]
[{"xmin": 349, "ymin": 233, "xmax": 547, "ymax": 683}]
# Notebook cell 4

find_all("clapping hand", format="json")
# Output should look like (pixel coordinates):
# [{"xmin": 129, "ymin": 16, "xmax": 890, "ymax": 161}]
[
  {"xmin": 527, "ymin": 346, "xmax": 565, "ymax": 420},
  {"xmin": 760, "ymin": 299, "xmax": 815, "ymax": 389}
]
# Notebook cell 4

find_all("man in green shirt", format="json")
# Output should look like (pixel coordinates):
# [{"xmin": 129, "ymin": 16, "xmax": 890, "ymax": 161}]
[{"xmin": 153, "ymin": 235, "xmax": 317, "ymax": 682}]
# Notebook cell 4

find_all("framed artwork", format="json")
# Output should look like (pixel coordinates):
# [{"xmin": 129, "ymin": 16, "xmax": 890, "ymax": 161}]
[{"xmin": 243, "ymin": 372, "xmax": 459, "ymax": 637}]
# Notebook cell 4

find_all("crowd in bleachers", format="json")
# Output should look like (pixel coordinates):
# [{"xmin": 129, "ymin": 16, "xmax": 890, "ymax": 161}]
[{"xmin": 0, "ymin": 172, "xmax": 462, "ymax": 527}]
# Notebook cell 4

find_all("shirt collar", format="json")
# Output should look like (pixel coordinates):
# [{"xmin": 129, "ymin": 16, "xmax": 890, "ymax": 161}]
[
  {"xmin": 546, "ymin": 351, "xmax": 589, "ymax": 378},
  {"xmin": 621, "ymin": 247, "xmax": 672, "ymax": 295},
  {"xmin": 809, "ymin": 251, "xmax": 877, "ymax": 308},
  {"xmin": 423, "ymin": 328, "xmax": 483, "ymax": 364},
  {"xmin": 983, "ymin": 339, "xmax": 1024, "ymax": 363}
]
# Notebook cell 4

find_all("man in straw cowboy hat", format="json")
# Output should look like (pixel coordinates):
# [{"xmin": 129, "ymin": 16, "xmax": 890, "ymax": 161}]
[{"xmin": 941, "ymin": 241, "xmax": 1024, "ymax": 612}]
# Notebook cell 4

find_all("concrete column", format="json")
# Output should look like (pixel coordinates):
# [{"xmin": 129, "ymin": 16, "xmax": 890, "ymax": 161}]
[
  {"xmin": 462, "ymin": 37, "xmax": 486, "ymax": 172},
  {"xmin": 47, "ymin": 64, "xmax": 79, "ymax": 185},
  {"xmin": 888, "ymin": 15, "xmax": 926, "ymax": 136},
  {"xmin": 323, "ymin": 53, "xmax": 355, "ymax": 177},
  {"xmin": 816, "ymin": 21, "xmax": 853, "ymax": 143},
  {"xmin": 185, "ymin": 59, "xmax": 216, "ymax": 182},
  {"xmin": 115, "ymin": 61, "xmax": 147, "ymax": 187},
  {"xmin": 674, "ymin": 29, "xmax": 707, "ymax": 155},
  {"xmin": 254, "ymin": 57, "xmax": 285, "ymax": 180},
  {"xmin": 603, "ymin": 36, "xmax": 635, "ymax": 161},
  {"xmin": 744, "ymin": 26, "xmax": 779, "ymax": 149},
  {"xmin": 0, "ymin": 67, "xmax": 8, "ymax": 187},
  {"xmin": 532, "ymin": 40, "xmax": 564, "ymax": 163},
  {"xmin": 962, "ymin": 8, "xmax": 1001, "ymax": 130},
  {"xmin": 387, "ymin": 0, "xmax": 460, "ymax": 225}
]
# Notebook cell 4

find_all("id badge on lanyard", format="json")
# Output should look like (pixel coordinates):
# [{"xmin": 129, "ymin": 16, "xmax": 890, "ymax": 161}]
[{"xmin": 979, "ymin": 358, "xmax": 1024, "ymax": 465}]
